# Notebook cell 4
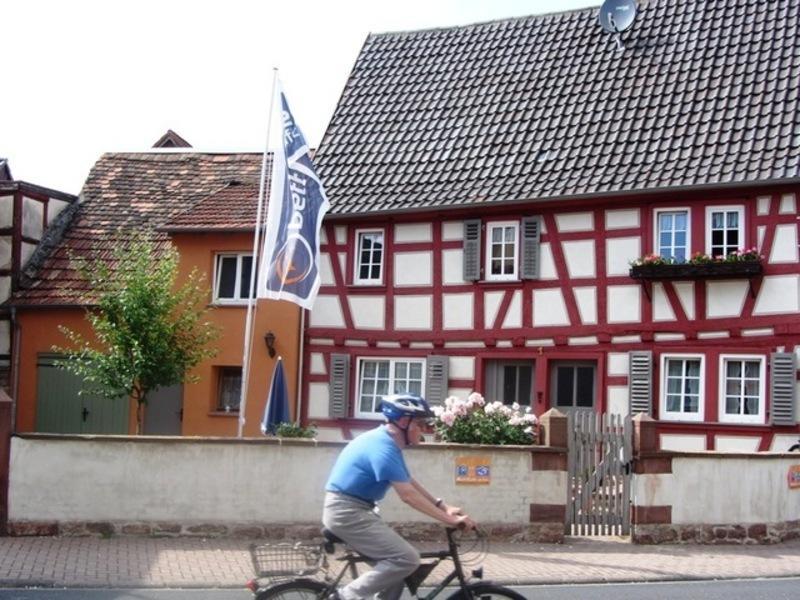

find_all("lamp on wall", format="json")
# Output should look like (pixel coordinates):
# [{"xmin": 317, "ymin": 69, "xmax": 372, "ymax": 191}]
[{"xmin": 264, "ymin": 331, "xmax": 276, "ymax": 358}]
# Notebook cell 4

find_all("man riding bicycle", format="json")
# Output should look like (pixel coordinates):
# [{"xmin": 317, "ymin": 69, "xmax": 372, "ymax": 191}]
[{"xmin": 322, "ymin": 394, "xmax": 477, "ymax": 600}]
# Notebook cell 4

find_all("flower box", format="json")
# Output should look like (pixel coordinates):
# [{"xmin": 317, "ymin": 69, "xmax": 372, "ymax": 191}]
[{"xmin": 629, "ymin": 261, "xmax": 763, "ymax": 280}]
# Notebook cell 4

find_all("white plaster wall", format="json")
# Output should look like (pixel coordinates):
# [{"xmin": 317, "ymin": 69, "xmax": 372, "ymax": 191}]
[
  {"xmin": 0, "ymin": 321, "xmax": 10, "ymax": 355},
  {"xmin": 441, "ymin": 221, "xmax": 463, "ymax": 241},
  {"xmin": 779, "ymin": 193, "xmax": 796, "ymax": 214},
  {"xmin": 674, "ymin": 282, "xmax": 695, "ymax": 319},
  {"xmin": 395, "ymin": 295, "xmax": 432, "ymax": 330},
  {"xmin": 502, "ymin": 290, "xmax": 522, "ymax": 328},
  {"xmin": 605, "ymin": 208, "xmax": 639, "ymax": 230},
  {"xmin": 533, "ymin": 289, "xmax": 570, "ymax": 327},
  {"xmin": 706, "ymin": 281, "xmax": 748, "ymax": 318},
  {"xmin": 309, "ymin": 353, "xmax": 326, "ymax": 375},
  {"xmin": 562, "ymin": 240, "xmax": 595, "ymax": 278},
  {"xmin": 22, "ymin": 196, "xmax": 44, "ymax": 239},
  {"xmin": 21, "ymin": 242, "xmax": 36, "ymax": 270},
  {"xmin": 0, "ymin": 196, "xmax": 13, "ymax": 228},
  {"xmin": 660, "ymin": 434, "xmax": 706, "ymax": 452},
  {"xmin": 606, "ymin": 237, "xmax": 639, "ymax": 276},
  {"xmin": 308, "ymin": 382, "xmax": 330, "ymax": 419},
  {"xmin": 607, "ymin": 286, "xmax": 640, "ymax": 323},
  {"xmin": 319, "ymin": 253, "xmax": 335, "ymax": 285},
  {"xmin": 753, "ymin": 275, "xmax": 800, "ymax": 315},
  {"xmin": 771, "ymin": 435, "xmax": 800, "ymax": 451},
  {"xmin": 9, "ymin": 438, "xmax": 557, "ymax": 526},
  {"xmin": 443, "ymin": 294, "xmax": 473, "ymax": 329},
  {"xmin": 442, "ymin": 249, "xmax": 464, "ymax": 284},
  {"xmin": 335, "ymin": 226, "xmax": 347, "ymax": 245},
  {"xmin": 555, "ymin": 212, "xmax": 593, "ymax": 232},
  {"xmin": 0, "ymin": 277, "xmax": 11, "ymax": 304},
  {"xmin": 309, "ymin": 295, "xmax": 346, "ymax": 328},
  {"xmin": 47, "ymin": 198, "xmax": 70, "ymax": 222},
  {"xmin": 607, "ymin": 386, "xmax": 629, "ymax": 416},
  {"xmin": 394, "ymin": 252, "xmax": 432, "ymax": 286},
  {"xmin": 769, "ymin": 224, "xmax": 799, "ymax": 263},
  {"xmin": 714, "ymin": 436, "xmax": 761, "ymax": 453},
  {"xmin": 573, "ymin": 286, "xmax": 597, "ymax": 325},
  {"xmin": 484, "ymin": 291, "xmax": 504, "ymax": 329},
  {"xmin": 449, "ymin": 357, "xmax": 475, "ymax": 381},
  {"xmin": 538, "ymin": 243, "xmax": 557, "ymax": 280},
  {"xmin": 0, "ymin": 237, "xmax": 11, "ymax": 270},
  {"xmin": 652, "ymin": 283, "xmax": 675, "ymax": 321},
  {"xmin": 394, "ymin": 223, "xmax": 431, "ymax": 243},
  {"xmin": 348, "ymin": 296, "xmax": 385, "ymax": 329},
  {"xmin": 608, "ymin": 353, "xmax": 629, "ymax": 376},
  {"xmin": 634, "ymin": 457, "xmax": 800, "ymax": 524},
  {"xmin": 756, "ymin": 196, "xmax": 770, "ymax": 215}
]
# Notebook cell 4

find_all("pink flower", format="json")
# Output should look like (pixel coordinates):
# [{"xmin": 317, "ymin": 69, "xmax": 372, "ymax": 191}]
[{"xmin": 441, "ymin": 411, "xmax": 456, "ymax": 427}]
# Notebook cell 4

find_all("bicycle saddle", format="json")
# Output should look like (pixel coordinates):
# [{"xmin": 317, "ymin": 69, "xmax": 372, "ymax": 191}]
[{"xmin": 321, "ymin": 528, "xmax": 344, "ymax": 544}]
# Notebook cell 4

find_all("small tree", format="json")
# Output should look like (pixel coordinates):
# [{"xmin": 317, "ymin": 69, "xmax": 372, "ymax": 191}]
[{"xmin": 56, "ymin": 234, "xmax": 218, "ymax": 434}]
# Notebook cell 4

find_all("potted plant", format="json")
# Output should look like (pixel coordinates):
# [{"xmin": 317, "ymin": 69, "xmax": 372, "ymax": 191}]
[
  {"xmin": 629, "ymin": 248, "xmax": 763, "ymax": 280},
  {"xmin": 432, "ymin": 393, "xmax": 538, "ymax": 445}
]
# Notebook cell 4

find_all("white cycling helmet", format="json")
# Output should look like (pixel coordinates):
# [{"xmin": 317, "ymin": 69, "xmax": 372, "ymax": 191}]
[{"xmin": 380, "ymin": 394, "xmax": 433, "ymax": 422}]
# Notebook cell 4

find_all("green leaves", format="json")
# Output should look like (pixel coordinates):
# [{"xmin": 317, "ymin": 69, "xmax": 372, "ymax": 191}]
[{"xmin": 54, "ymin": 232, "xmax": 219, "ymax": 433}]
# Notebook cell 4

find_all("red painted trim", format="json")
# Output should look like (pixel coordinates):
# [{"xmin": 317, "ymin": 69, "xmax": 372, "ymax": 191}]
[{"xmin": 541, "ymin": 214, "xmax": 581, "ymax": 326}]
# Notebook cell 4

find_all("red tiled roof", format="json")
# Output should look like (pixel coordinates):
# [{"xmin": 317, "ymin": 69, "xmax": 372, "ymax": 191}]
[
  {"xmin": 161, "ymin": 179, "xmax": 269, "ymax": 232},
  {"xmin": 15, "ymin": 152, "xmax": 264, "ymax": 306}
]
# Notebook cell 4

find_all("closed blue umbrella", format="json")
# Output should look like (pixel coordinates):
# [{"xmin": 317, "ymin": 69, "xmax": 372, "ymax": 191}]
[{"xmin": 261, "ymin": 357, "xmax": 291, "ymax": 435}]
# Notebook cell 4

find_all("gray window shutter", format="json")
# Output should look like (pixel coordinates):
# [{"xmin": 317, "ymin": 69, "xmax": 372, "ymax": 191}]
[
  {"xmin": 463, "ymin": 220, "xmax": 481, "ymax": 281},
  {"xmin": 425, "ymin": 355, "xmax": 449, "ymax": 406},
  {"xmin": 329, "ymin": 354, "xmax": 351, "ymax": 418},
  {"xmin": 520, "ymin": 216, "xmax": 542, "ymax": 280},
  {"xmin": 770, "ymin": 352, "xmax": 796, "ymax": 426},
  {"xmin": 628, "ymin": 351, "xmax": 653, "ymax": 416}
]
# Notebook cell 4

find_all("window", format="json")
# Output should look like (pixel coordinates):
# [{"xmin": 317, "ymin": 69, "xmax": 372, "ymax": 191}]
[
  {"xmin": 706, "ymin": 206, "xmax": 744, "ymax": 258},
  {"xmin": 719, "ymin": 355, "xmax": 765, "ymax": 424},
  {"xmin": 485, "ymin": 221, "xmax": 519, "ymax": 281},
  {"xmin": 660, "ymin": 354, "xmax": 704, "ymax": 422},
  {"xmin": 551, "ymin": 361, "xmax": 596, "ymax": 411},
  {"xmin": 485, "ymin": 360, "xmax": 533, "ymax": 405},
  {"xmin": 356, "ymin": 358, "xmax": 424, "ymax": 417},
  {"xmin": 216, "ymin": 367, "xmax": 242, "ymax": 412},
  {"xmin": 214, "ymin": 253, "xmax": 254, "ymax": 302},
  {"xmin": 655, "ymin": 209, "xmax": 689, "ymax": 262},
  {"xmin": 355, "ymin": 229, "xmax": 384, "ymax": 284}
]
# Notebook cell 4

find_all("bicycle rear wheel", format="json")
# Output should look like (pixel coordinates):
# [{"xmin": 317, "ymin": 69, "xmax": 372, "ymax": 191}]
[
  {"xmin": 446, "ymin": 582, "xmax": 526, "ymax": 600},
  {"xmin": 255, "ymin": 578, "xmax": 328, "ymax": 600}
]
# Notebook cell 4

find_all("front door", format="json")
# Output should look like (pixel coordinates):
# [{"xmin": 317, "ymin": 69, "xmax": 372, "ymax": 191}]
[
  {"xmin": 143, "ymin": 384, "xmax": 183, "ymax": 435},
  {"xmin": 484, "ymin": 360, "xmax": 534, "ymax": 406},
  {"xmin": 551, "ymin": 361, "xmax": 596, "ymax": 413}
]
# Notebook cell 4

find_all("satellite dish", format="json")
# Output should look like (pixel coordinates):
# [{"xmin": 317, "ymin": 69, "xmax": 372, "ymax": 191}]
[{"xmin": 599, "ymin": 0, "xmax": 637, "ymax": 34}]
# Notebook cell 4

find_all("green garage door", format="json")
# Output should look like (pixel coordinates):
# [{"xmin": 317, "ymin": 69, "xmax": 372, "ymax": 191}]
[{"xmin": 36, "ymin": 354, "xmax": 129, "ymax": 434}]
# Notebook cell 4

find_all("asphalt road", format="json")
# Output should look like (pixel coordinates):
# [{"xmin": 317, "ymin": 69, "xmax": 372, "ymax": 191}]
[{"xmin": 1, "ymin": 578, "xmax": 799, "ymax": 599}]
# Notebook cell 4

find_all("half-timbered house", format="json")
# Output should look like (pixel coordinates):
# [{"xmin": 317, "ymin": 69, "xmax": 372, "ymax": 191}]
[{"xmin": 304, "ymin": 0, "xmax": 800, "ymax": 450}]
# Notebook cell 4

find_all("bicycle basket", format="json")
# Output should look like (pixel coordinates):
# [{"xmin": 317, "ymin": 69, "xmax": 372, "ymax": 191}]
[{"xmin": 250, "ymin": 542, "xmax": 324, "ymax": 579}]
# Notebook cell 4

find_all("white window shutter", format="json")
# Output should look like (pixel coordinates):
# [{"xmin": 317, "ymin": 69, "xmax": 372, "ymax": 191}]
[
  {"xmin": 463, "ymin": 220, "xmax": 481, "ymax": 281},
  {"xmin": 628, "ymin": 351, "xmax": 653, "ymax": 416},
  {"xmin": 770, "ymin": 352, "xmax": 796, "ymax": 426},
  {"xmin": 329, "ymin": 354, "xmax": 351, "ymax": 418}
]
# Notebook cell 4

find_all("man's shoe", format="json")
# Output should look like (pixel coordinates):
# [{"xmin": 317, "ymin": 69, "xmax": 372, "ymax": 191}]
[{"xmin": 327, "ymin": 588, "xmax": 342, "ymax": 600}]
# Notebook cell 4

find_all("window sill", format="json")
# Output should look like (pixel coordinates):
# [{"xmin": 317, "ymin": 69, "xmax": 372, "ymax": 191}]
[
  {"xmin": 659, "ymin": 413, "xmax": 705, "ymax": 423},
  {"xmin": 717, "ymin": 417, "xmax": 766, "ymax": 426},
  {"xmin": 348, "ymin": 284, "xmax": 387, "ymax": 291},
  {"xmin": 212, "ymin": 301, "xmax": 251, "ymax": 307},
  {"xmin": 209, "ymin": 410, "xmax": 240, "ymax": 417}
]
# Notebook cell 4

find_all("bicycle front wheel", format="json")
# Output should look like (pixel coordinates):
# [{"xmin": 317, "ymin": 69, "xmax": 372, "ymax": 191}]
[
  {"xmin": 255, "ymin": 578, "xmax": 328, "ymax": 600},
  {"xmin": 446, "ymin": 582, "xmax": 526, "ymax": 600}
]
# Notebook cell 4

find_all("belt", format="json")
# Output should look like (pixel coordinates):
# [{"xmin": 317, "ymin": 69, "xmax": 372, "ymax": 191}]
[{"xmin": 327, "ymin": 490, "xmax": 377, "ymax": 508}]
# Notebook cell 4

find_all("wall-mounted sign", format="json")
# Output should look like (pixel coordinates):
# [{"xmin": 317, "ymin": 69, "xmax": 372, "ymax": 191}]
[
  {"xmin": 789, "ymin": 465, "xmax": 800, "ymax": 489},
  {"xmin": 455, "ymin": 455, "xmax": 491, "ymax": 485}
]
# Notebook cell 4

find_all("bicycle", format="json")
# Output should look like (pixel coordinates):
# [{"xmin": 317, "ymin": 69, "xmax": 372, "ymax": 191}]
[{"xmin": 247, "ymin": 527, "xmax": 525, "ymax": 600}]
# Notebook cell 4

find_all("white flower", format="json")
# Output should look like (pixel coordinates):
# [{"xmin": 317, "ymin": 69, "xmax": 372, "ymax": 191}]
[
  {"xmin": 523, "ymin": 413, "xmax": 537, "ymax": 423},
  {"xmin": 512, "ymin": 402, "xmax": 520, "ymax": 411},
  {"xmin": 484, "ymin": 402, "xmax": 497, "ymax": 415},
  {"xmin": 468, "ymin": 392, "xmax": 485, "ymax": 407},
  {"xmin": 441, "ymin": 411, "xmax": 456, "ymax": 427},
  {"xmin": 524, "ymin": 426, "xmax": 533, "ymax": 434}
]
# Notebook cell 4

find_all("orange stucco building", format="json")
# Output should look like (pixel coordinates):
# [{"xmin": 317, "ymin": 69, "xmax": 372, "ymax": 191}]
[{"xmin": 12, "ymin": 151, "xmax": 301, "ymax": 436}]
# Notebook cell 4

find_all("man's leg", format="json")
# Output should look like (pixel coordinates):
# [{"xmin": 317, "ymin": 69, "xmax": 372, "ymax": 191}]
[{"xmin": 323, "ymin": 493, "xmax": 420, "ymax": 600}]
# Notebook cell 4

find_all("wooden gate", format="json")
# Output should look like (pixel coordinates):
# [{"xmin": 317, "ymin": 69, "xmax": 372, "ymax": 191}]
[{"xmin": 566, "ymin": 412, "xmax": 632, "ymax": 536}]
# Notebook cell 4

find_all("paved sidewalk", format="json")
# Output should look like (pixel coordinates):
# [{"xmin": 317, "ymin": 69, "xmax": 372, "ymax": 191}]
[{"xmin": 0, "ymin": 536, "xmax": 799, "ymax": 588}]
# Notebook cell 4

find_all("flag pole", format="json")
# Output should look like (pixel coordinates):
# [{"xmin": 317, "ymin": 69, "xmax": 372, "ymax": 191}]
[{"xmin": 238, "ymin": 67, "xmax": 279, "ymax": 438}]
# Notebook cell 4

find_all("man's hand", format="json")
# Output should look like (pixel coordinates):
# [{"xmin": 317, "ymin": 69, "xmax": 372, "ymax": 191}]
[
  {"xmin": 444, "ymin": 504, "xmax": 463, "ymax": 517},
  {"xmin": 452, "ymin": 514, "xmax": 478, "ymax": 531}
]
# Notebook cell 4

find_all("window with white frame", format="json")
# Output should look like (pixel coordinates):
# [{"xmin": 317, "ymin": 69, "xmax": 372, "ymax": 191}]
[
  {"xmin": 706, "ymin": 206, "xmax": 744, "ymax": 258},
  {"xmin": 485, "ymin": 221, "xmax": 519, "ymax": 281},
  {"xmin": 355, "ymin": 229, "xmax": 384, "ymax": 284},
  {"xmin": 719, "ymin": 354, "xmax": 765, "ymax": 424},
  {"xmin": 655, "ymin": 209, "xmax": 690, "ymax": 262},
  {"xmin": 356, "ymin": 357, "xmax": 425, "ymax": 417},
  {"xmin": 660, "ymin": 354, "xmax": 704, "ymax": 422},
  {"xmin": 214, "ymin": 253, "xmax": 254, "ymax": 302}
]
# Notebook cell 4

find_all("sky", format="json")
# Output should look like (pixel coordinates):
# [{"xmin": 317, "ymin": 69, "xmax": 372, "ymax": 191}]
[{"xmin": 4, "ymin": 0, "xmax": 595, "ymax": 195}]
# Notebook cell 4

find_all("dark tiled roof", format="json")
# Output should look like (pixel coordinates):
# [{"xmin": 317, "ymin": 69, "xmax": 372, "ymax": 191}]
[
  {"xmin": 161, "ymin": 179, "xmax": 269, "ymax": 232},
  {"xmin": 0, "ymin": 159, "xmax": 11, "ymax": 181},
  {"xmin": 315, "ymin": 0, "xmax": 800, "ymax": 215},
  {"xmin": 152, "ymin": 129, "xmax": 192, "ymax": 148},
  {"xmin": 15, "ymin": 152, "xmax": 263, "ymax": 306}
]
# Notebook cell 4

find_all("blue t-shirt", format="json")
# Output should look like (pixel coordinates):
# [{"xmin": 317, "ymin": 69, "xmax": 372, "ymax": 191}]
[{"xmin": 326, "ymin": 425, "xmax": 410, "ymax": 502}]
